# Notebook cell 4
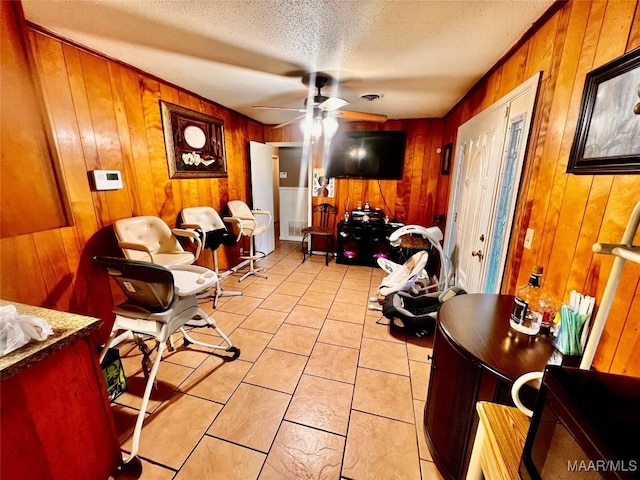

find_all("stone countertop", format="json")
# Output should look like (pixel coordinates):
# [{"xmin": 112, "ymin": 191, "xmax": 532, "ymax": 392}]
[{"xmin": 0, "ymin": 300, "xmax": 102, "ymax": 380}]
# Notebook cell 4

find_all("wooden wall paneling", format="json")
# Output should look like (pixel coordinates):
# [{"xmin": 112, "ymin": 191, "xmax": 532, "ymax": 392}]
[
  {"xmin": 518, "ymin": 1, "xmax": 606, "ymax": 293},
  {"xmin": 529, "ymin": 0, "xmax": 593, "ymax": 280},
  {"xmin": 195, "ymin": 104, "xmax": 216, "ymax": 209},
  {"xmin": 59, "ymin": 226, "xmax": 83, "ymax": 286},
  {"xmin": 0, "ymin": 235, "xmax": 49, "ymax": 305},
  {"xmin": 503, "ymin": 80, "xmax": 548, "ymax": 290},
  {"xmin": 477, "ymin": 66, "xmax": 504, "ymax": 113},
  {"xmin": 610, "ymin": 279, "xmax": 640, "ymax": 377},
  {"xmin": 551, "ymin": 0, "xmax": 633, "ymax": 302},
  {"xmin": 394, "ymin": 122, "xmax": 415, "ymax": 223},
  {"xmin": 565, "ymin": 0, "xmax": 637, "ymax": 302},
  {"xmin": 225, "ymin": 115, "xmax": 246, "ymax": 202},
  {"xmin": 0, "ymin": 2, "xmax": 69, "ymax": 238},
  {"xmin": 524, "ymin": 11, "xmax": 560, "ymax": 81},
  {"xmin": 61, "ymin": 45, "xmax": 110, "ymax": 228},
  {"xmin": 408, "ymin": 123, "xmax": 427, "ymax": 223},
  {"xmin": 593, "ymin": 260, "xmax": 640, "ymax": 372},
  {"xmin": 30, "ymin": 34, "xmax": 100, "ymax": 247},
  {"xmin": 158, "ymin": 82, "xmax": 184, "ymax": 218},
  {"xmin": 628, "ymin": 1, "xmax": 640, "ymax": 49},
  {"xmin": 498, "ymin": 43, "xmax": 530, "ymax": 96},
  {"xmin": 422, "ymin": 121, "xmax": 443, "ymax": 222},
  {"xmin": 79, "ymin": 50, "xmax": 134, "ymax": 224},
  {"xmin": 119, "ymin": 69, "xmax": 158, "ymax": 215},
  {"xmin": 509, "ymin": 4, "xmax": 575, "ymax": 291},
  {"xmin": 562, "ymin": 174, "xmax": 612, "ymax": 299},
  {"xmin": 32, "ymin": 229, "xmax": 74, "ymax": 310},
  {"xmin": 140, "ymin": 77, "xmax": 176, "ymax": 222},
  {"xmin": 592, "ymin": 0, "xmax": 637, "ymax": 64},
  {"xmin": 584, "ymin": 174, "xmax": 640, "ymax": 371},
  {"xmin": 184, "ymin": 92, "xmax": 203, "ymax": 210},
  {"xmin": 381, "ymin": 179, "xmax": 397, "ymax": 220},
  {"xmin": 173, "ymin": 89, "xmax": 195, "ymax": 214},
  {"xmin": 107, "ymin": 61, "xmax": 141, "ymax": 217}
]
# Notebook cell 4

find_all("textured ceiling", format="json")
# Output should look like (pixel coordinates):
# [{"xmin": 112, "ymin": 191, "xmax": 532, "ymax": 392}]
[{"xmin": 22, "ymin": 0, "xmax": 554, "ymax": 125}]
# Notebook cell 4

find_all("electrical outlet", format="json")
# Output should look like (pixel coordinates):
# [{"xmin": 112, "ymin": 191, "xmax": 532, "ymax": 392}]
[{"xmin": 524, "ymin": 228, "xmax": 534, "ymax": 249}]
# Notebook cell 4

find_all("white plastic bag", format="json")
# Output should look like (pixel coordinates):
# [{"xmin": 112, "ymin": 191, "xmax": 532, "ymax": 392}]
[
  {"xmin": 0, "ymin": 305, "xmax": 30, "ymax": 356},
  {"xmin": 0, "ymin": 304, "xmax": 53, "ymax": 356}
]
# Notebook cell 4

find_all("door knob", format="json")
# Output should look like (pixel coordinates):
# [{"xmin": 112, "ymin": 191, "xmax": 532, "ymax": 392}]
[{"xmin": 471, "ymin": 250, "xmax": 484, "ymax": 261}]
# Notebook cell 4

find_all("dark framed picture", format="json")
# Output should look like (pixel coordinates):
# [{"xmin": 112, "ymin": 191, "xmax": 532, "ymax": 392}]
[
  {"xmin": 160, "ymin": 101, "xmax": 227, "ymax": 178},
  {"xmin": 567, "ymin": 47, "xmax": 640, "ymax": 175},
  {"xmin": 441, "ymin": 143, "xmax": 453, "ymax": 175}
]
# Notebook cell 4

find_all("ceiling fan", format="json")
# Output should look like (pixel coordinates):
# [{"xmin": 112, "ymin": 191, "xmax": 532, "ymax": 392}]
[{"xmin": 252, "ymin": 73, "xmax": 388, "ymax": 130}]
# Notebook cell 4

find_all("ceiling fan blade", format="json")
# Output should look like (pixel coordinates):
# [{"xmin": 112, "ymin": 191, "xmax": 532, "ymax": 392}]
[
  {"xmin": 273, "ymin": 114, "xmax": 305, "ymax": 129},
  {"xmin": 318, "ymin": 97, "xmax": 349, "ymax": 111},
  {"xmin": 335, "ymin": 110, "xmax": 388, "ymax": 123},
  {"xmin": 253, "ymin": 105, "xmax": 306, "ymax": 112}
]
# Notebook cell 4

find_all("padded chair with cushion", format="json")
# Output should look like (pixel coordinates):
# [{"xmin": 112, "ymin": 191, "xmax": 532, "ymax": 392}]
[
  {"xmin": 224, "ymin": 200, "xmax": 272, "ymax": 281},
  {"xmin": 96, "ymin": 256, "xmax": 239, "ymax": 464},
  {"xmin": 113, "ymin": 215, "xmax": 202, "ymax": 267},
  {"xmin": 302, "ymin": 203, "xmax": 337, "ymax": 266},
  {"xmin": 180, "ymin": 206, "xmax": 243, "ymax": 304}
]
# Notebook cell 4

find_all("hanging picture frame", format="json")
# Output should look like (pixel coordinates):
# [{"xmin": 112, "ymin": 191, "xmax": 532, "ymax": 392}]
[
  {"xmin": 567, "ymin": 47, "xmax": 640, "ymax": 175},
  {"xmin": 441, "ymin": 143, "xmax": 453, "ymax": 175},
  {"xmin": 160, "ymin": 101, "xmax": 228, "ymax": 178}
]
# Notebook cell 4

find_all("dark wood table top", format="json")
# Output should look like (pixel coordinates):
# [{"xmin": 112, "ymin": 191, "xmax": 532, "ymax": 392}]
[{"xmin": 438, "ymin": 293, "xmax": 555, "ymax": 383}]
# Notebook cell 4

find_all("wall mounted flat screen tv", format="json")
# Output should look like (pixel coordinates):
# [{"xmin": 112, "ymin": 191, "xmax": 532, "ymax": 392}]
[{"xmin": 325, "ymin": 130, "xmax": 406, "ymax": 179}]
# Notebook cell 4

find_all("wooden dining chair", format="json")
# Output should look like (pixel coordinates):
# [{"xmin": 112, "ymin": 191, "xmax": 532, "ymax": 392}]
[{"xmin": 302, "ymin": 203, "xmax": 338, "ymax": 266}]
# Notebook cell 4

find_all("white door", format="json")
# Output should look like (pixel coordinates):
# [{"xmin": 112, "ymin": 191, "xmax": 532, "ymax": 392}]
[
  {"xmin": 445, "ymin": 73, "xmax": 540, "ymax": 293},
  {"xmin": 451, "ymin": 107, "xmax": 508, "ymax": 293},
  {"xmin": 250, "ymin": 141, "xmax": 275, "ymax": 255}
]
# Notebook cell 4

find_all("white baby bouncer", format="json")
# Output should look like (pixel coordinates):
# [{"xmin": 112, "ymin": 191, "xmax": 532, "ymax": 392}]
[{"xmin": 369, "ymin": 225, "xmax": 464, "ymax": 335}]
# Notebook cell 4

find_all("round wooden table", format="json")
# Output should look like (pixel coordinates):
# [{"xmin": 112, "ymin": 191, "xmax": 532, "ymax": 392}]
[{"xmin": 423, "ymin": 293, "xmax": 556, "ymax": 480}]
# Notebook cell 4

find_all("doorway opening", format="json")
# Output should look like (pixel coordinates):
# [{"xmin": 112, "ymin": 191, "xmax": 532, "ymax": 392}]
[{"xmin": 266, "ymin": 142, "xmax": 308, "ymax": 243}]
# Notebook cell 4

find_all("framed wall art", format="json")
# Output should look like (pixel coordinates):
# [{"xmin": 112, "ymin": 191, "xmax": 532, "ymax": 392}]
[
  {"xmin": 567, "ymin": 47, "xmax": 640, "ymax": 175},
  {"xmin": 441, "ymin": 143, "xmax": 453, "ymax": 175},
  {"xmin": 160, "ymin": 101, "xmax": 228, "ymax": 178}
]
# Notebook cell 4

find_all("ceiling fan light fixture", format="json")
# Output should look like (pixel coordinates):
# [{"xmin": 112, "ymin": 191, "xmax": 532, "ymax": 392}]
[{"xmin": 319, "ymin": 97, "xmax": 349, "ymax": 111}]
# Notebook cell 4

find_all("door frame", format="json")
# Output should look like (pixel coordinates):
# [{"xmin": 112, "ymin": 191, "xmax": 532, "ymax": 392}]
[
  {"xmin": 444, "ymin": 72, "xmax": 540, "ymax": 293},
  {"xmin": 267, "ymin": 142, "xmax": 308, "ymax": 242}
]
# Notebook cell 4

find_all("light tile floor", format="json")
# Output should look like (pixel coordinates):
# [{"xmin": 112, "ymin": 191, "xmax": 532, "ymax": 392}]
[{"xmin": 111, "ymin": 241, "xmax": 443, "ymax": 479}]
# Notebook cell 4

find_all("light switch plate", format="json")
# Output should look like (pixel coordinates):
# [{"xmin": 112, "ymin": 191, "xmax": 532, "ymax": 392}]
[
  {"xmin": 524, "ymin": 228, "xmax": 534, "ymax": 249},
  {"xmin": 279, "ymin": 172, "xmax": 287, "ymax": 179}
]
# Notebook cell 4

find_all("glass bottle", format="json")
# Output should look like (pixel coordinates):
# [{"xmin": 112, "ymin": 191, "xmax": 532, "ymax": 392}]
[
  {"xmin": 536, "ymin": 292, "xmax": 557, "ymax": 335},
  {"xmin": 510, "ymin": 265, "xmax": 543, "ymax": 335}
]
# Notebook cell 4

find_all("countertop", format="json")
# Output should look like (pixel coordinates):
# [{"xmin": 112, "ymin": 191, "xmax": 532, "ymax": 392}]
[{"xmin": 0, "ymin": 300, "xmax": 102, "ymax": 379}]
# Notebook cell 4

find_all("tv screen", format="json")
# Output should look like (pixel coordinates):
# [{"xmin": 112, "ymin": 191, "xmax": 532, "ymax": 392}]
[{"xmin": 325, "ymin": 130, "xmax": 406, "ymax": 179}]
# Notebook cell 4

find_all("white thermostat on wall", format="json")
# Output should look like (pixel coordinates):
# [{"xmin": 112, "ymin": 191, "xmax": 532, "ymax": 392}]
[{"xmin": 91, "ymin": 170, "xmax": 123, "ymax": 190}]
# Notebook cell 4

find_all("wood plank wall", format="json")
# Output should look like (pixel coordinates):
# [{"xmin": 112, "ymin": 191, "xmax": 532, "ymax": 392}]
[
  {"xmin": 443, "ymin": 0, "xmax": 640, "ymax": 376},
  {"xmin": 0, "ymin": 25, "xmax": 264, "ymax": 339},
  {"xmin": 264, "ymin": 119, "xmax": 448, "ymax": 227}
]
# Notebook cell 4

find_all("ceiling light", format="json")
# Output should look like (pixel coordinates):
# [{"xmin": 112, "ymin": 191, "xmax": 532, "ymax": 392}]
[{"xmin": 323, "ymin": 116, "xmax": 339, "ymax": 139}]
